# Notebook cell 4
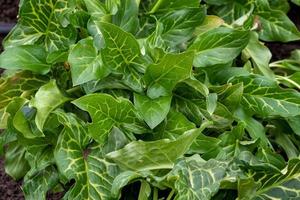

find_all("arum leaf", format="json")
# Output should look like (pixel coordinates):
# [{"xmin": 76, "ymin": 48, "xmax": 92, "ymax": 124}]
[
  {"xmin": 207, "ymin": 93, "xmax": 218, "ymax": 115},
  {"xmin": 0, "ymin": 71, "xmax": 48, "ymax": 110},
  {"xmin": 68, "ymin": 37, "xmax": 110, "ymax": 86},
  {"xmin": 168, "ymin": 155, "xmax": 227, "ymax": 200},
  {"xmin": 100, "ymin": 22, "xmax": 141, "ymax": 72},
  {"xmin": 112, "ymin": 0, "xmax": 139, "ymax": 34},
  {"xmin": 83, "ymin": 0, "xmax": 107, "ymax": 20},
  {"xmin": 255, "ymin": 0, "xmax": 300, "ymax": 42},
  {"xmin": 4, "ymin": 0, "xmax": 77, "ymax": 52},
  {"xmin": 99, "ymin": 22, "xmax": 144, "ymax": 91},
  {"xmin": 134, "ymin": 93, "xmax": 172, "ymax": 129},
  {"xmin": 72, "ymin": 93, "xmax": 147, "ymax": 144},
  {"xmin": 5, "ymin": 141, "xmax": 30, "ymax": 180},
  {"xmin": 243, "ymin": 32, "xmax": 274, "ymax": 78},
  {"xmin": 239, "ymin": 159, "xmax": 300, "ymax": 199},
  {"xmin": 0, "ymin": 45, "xmax": 51, "ymax": 74},
  {"xmin": 189, "ymin": 27, "xmax": 250, "ymax": 67},
  {"xmin": 106, "ymin": 127, "xmax": 208, "ymax": 171},
  {"xmin": 232, "ymin": 75, "xmax": 300, "ymax": 117},
  {"xmin": 155, "ymin": 110, "xmax": 195, "ymax": 140},
  {"xmin": 23, "ymin": 166, "xmax": 59, "ymax": 200},
  {"xmin": 30, "ymin": 80, "xmax": 70, "ymax": 132},
  {"xmin": 144, "ymin": 51, "xmax": 194, "ymax": 99},
  {"xmin": 156, "ymin": 7, "xmax": 206, "ymax": 48},
  {"xmin": 54, "ymin": 111, "xmax": 119, "ymax": 200},
  {"xmin": 149, "ymin": 0, "xmax": 199, "ymax": 13}
]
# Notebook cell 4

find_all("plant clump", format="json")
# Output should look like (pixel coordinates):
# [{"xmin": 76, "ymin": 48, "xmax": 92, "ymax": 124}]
[{"xmin": 1, "ymin": 0, "xmax": 300, "ymax": 199}]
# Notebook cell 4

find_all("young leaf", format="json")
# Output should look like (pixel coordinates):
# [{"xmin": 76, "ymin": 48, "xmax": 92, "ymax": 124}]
[
  {"xmin": 255, "ymin": 0, "xmax": 300, "ymax": 42},
  {"xmin": 189, "ymin": 27, "xmax": 250, "ymax": 67},
  {"xmin": 30, "ymin": 80, "xmax": 70, "ymax": 132},
  {"xmin": 100, "ymin": 22, "xmax": 141, "ymax": 72},
  {"xmin": 112, "ymin": 0, "xmax": 139, "ymax": 34},
  {"xmin": 156, "ymin": 7, "xmax": 206, "ymax": 48},
  {"xmin": 149, "ymin": 0, "xmax": 199, "ymax": 13},
  {"xmin": 243, "ymin": 32, "xmax": 274, "ymax": 79},
  {"xmin": 144, "ymin": 51, "xmax": 194, "ymax": 99},
  {"xmin": 0, "ymin": 45, "xmax": 51, "ymax": 74},
  {"xmin": 106, "ymin": 127, "xmax": 208, "ymax": 171},
  {"xmin": 232, "ymin": 75, "xmax": 300, "ymax": 117},
  {"xmin": 155, "ymin": 110, "xmax": 195, "ymax": 140},
  {"xmin": 68, "ymin": 37, "xmax": 110, "ymax": 86},
  {"xmin": 134, "ymin": 93, "xmax": 172, "ymax": 129},
  {"xmin": 72, "ymin": 93, "xmax": 147, "ymax": 144}
]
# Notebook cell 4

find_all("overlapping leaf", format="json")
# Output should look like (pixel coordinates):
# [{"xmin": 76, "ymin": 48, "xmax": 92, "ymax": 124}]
[
  {"xmin": 73, "ymin": 93, "xmax": 147, "ymax": 143},
  {"xmin": 54, "ymin": 111, "xmax": 119, "ymax": 200},
  {"xmin": 4, "ymin": 0, "xmax": 77, "ymax": 52}
]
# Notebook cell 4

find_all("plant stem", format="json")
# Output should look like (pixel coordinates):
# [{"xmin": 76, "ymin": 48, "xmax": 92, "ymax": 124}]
[
  {"xmin": 153, "ymin": 188, "xmax": 158, "ymax": 200},
  {"xmin": 149, "ymin": 0, "xmax": 163, "ymax": 14},
  {"xmin": 276, "ymin": 75, "xmax": 300, "ymax": 90},
  {"xmin": 66, "ymin": 86, "xmax": 82, "ymax": 95},
  {"xmin": 166, "ymin": 189, "xmax": 175, "ymax": 200}
]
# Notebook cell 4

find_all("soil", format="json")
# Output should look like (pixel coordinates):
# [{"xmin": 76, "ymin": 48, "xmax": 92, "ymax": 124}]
[{"xmin": 0, "ymin": 1, "xmax": 300, "ymax": 200}]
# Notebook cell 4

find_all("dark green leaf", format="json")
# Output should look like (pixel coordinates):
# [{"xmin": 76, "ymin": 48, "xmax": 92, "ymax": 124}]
[
  {"xmin": 189, "ymin": 27, "xmax": 250, "ymax": 67},
  {"xmin": 72, "ymin": 93, "xmax": 147, "ymax": 144},
  {"xmin": 0, "ymin": 45, "xmax": 51, "ymax": 74}
]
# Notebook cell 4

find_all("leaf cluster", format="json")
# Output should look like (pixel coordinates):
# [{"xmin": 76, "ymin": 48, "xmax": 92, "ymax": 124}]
[{"xmin": 1, "ymin": 0, "xmax": 300, "ymax": 199}]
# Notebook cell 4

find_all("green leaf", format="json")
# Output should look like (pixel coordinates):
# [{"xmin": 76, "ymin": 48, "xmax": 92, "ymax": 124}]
[
  {"xmin": 243, "ymin": 31, "xmax": 274, "ymax": 78},
  {"xmin": 4, "ymin": 0, "xmax": 77, "ymax": 52},
  {"xmin": 155, "ymin": 7, "xmax": 206, "ymax": 49},
  {"xmin": 13, "ymin": 105, "xmax": 44, "ymax": 138},
  {"xmin": 269, "ymin": 0, "xmax": 290, "ymax": 13},
  {"xmin": 234, "ymin": 107, "xmax": 270, "ymax": 147},
  {"xmin": 286, "ymin": 116, "xmax": 300, "ymax": 136},
  {"xmin": 167, "ymin": 155, "xmax": 227, "ymax": 200},
  {"xmin": 99, "ymin": 22, "xmax": 144, "ymax": 91},
  {"xmin": 138, "ymin": 181, "xmax": 151, "ymax": 200},
  {"xmin": 149, "ymin": 0, "xmax": 199, "ymax": 13},
  {"xmin": 112, "ymin": 0, "xmax": 139, "ymax": 34},
  {"xmin": 232, "ymin": 75, "xmax": 300, "ymax": 117},
  {"xmin": 54, "ymin": 111, "xmax": 119, "ymax": 199},
  {"xmin": 68, "ymin": 37, "xmax": 110, "ymax": 86},
  {"xmin": 30, "ymin": 80, "xmax": 70, "ymax": 132},
  {"xmin": 292, "ymin": 0, "xmax": 300, "ymax": 6},
  {"xmin": 134, "ymin": 93, "xmax": 172, "ymax": 129},
  {"xmin": 207, "ymin": 93, "xmax": 218, "ymax": 115},
  {"xmin": 155, "ymin": 110, "xmax": 195, "ymax": 140},
  {"xmin": 239, "ymin": 159, "xmax": 300, "ymax": 199},
  {"xmin": 144, "ymin": 51, "xmax": 194, "ymax": 99},
  {"xmin": 23, "ymin": 166, "xmax": 59, "ymax": 200},
  {"xmin": 4, "ymin": 141, "xmax": 30, "ymax": 180},
  {"xmin": 205, "ymin": 0, "xmax": 252, "ymax": 24},
  {"xmin": 189, "ymin": 27, "xmax": 250, "ymax": 67},
  {"xmin": 106, "ymin": 127, "xmax": 208, "ymax": 171},
  {"xmin": 84, "ymin": 0, "xmax": 107, "ymax": 20},
  {"xmin": 174, "ymin": 82, "xmax": 233, "ymax": 128},
  {"xmin": 255, "ymin": 0, "xmax": 300, "ymax": 42},
  {"xmin": 72, "ymin": 93, "xmax": 147, "ymax": 144},
  {"xmin": 100, "ymin": 22, "xmax": 142, "ymax": 72},
  {"xmin": 0, "ymin": 45, "xmax": 51, "ymax": 74},
  {"xmin": 0, "ymin": 71, "xmax": 48, "ymax": 110}
]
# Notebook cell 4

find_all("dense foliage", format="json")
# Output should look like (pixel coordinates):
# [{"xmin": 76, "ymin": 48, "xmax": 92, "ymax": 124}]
[{"xmin": 1, "ymin": 0, "xmax": 300, "ymax": 199}]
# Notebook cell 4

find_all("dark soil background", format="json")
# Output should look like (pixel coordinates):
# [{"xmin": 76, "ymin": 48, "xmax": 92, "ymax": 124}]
[{"xmin": 0, "ymin": 1, "xmax": 300, "ymax": 200}]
